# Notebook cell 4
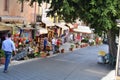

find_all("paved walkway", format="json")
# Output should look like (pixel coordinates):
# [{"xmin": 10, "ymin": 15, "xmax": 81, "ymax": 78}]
[{"xmin": 0, "ymin": 42, "xmax": 115, "ymax": 80}]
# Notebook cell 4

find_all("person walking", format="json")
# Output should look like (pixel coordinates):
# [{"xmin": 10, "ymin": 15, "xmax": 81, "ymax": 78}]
[
  {"xmin": 95, "ymin": 37, "xmax": 99, "ymax": 46},
  {"xmin": 56, "ymin": 38, "xmax": 61, "ymax": 53},
  {"xmin": 52, "ymin": 37, "xmax": 56, "ymax": 54},
  {"xmin": 2, "ymin": 33, "xmax": 16, "ymax": 73},
  {"xmin": 43, "ymin": 37, "xmax": 48, "ymax": 52}
]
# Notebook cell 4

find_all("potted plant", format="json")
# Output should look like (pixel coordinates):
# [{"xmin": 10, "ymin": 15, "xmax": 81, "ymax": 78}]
[
  {"xmin": 0, "ymin": 49, "xmax": 5, "ymax": 64},
  {"xmin": 34, "ymin": 52, "xmax": 40, "ymax": 58},
  {"xmin": 46, "ymin": 46, "xmax": 50, "ymax": 56},
  {"xmin": 61, "ymin": 48, "xmax": 64, "ymax": 53},
  {"xmin": 75, "ymin": 42, "xmax": 79, "ymax": 48},
  {"xmin": 40, "ymin": 51, "xmax": 47, "ymax": 58},
  {"xmin": 69, "ymin": 44, "xmax": 74, "ymax": 51},
  {"xmin": 76, "ymin": 44, "xmax": 79, "ymax": 48}
]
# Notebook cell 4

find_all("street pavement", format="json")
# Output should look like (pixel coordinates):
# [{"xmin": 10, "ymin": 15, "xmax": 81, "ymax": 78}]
[{"xmin": 0, "ymin": 43, "xmax": 115, "ymax": 80}]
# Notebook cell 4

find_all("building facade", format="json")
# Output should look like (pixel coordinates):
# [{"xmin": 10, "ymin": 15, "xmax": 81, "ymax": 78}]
[{"xmin": 0, "ymin": 0, "xmax": 38, "ymax": 23}]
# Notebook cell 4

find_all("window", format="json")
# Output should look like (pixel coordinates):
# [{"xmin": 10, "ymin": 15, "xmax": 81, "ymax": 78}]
[
  {"xmin": 4, "ymin": 0, "xmax": 9, "ymax": 11},
  {"xmin": 21, "ymin": 1, "xmax": 24, "ymax": 12},
  {"xmin": 36, "ymin": 15, "xmax": 41, "ymax": 22}
]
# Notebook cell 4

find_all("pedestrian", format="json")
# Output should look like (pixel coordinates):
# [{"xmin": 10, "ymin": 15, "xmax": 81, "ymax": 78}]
[
  {"xmin": 43, "ymin": 37, "xmax": 48, "ymax": 52},
  {"xmin": 55, "ymin": 38, "xmax": 61, "ymax": 53},
  {"xmin": 2, "ymin": 33, "xmax": 16, "ymax": 73},
  {"xmin": 95, "ymin": 37, "xmax": 99, "ymax": 46},
  {"xmin": 52, "ymin": 37, "xmax": 56, "ymax": 54}
]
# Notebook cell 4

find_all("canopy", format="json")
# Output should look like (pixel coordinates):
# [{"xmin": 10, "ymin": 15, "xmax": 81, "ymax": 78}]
[
  {"xmin": 0, "ymin": 23, "xmax": 13, "ymax": 31},
  {"xmin": 37, "ymin": 27, "xmax": 48, "ymax": 34},
  {"xmin": 0, "ymin": 25, "xmax": 12, "ymax": 31},
  {"xmin": 42, "ymin": 18, "xmax": 54, "ymax": 26},
  {"xmin": 73, "ymin": 26, "xmax": 92, "ymax": 34},
  {"xmin": 55, "ymin": 23, "xmax": 69, "ymax": 30},
  {"xmin": 66, "ymin": 23, "xmax": 74, "ymax": 28},
  {"xmin": 21, "ymin": 25, "xmax": 34, "ymax": 30}
]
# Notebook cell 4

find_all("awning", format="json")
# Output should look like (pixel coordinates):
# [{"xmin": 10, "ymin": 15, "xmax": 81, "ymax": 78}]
[
  {"xmin": 22, "ymin": 25, "xmax": 34, "ymax": 30},
  {"xmin": 42, "ymin": 18, "xmax": 54, "ymax": 26},
  {"xmin": 37, "ymin": 27, "xmax": 48, "ymax": 34},
  {"xmin": 22, "ymin": 27, "xmax": 34, "ymax": 30},
  {"xmin": 0, "ymin": 25, "xmax": 12, "ymax": 31},
  {"xmin": 0, "ymin": 23, "xmax": 12, "ymax": 31},
  {"xmin": 17, "ymin": 25, "xmax": 34, "ymax": 30},
  {"xmin": 0, "ymin": 16, "xmax": 25, "ymax": 23},
  {"xmin": 55, "ymin": 23, "xmax": 69, "ymax": 30},
  {"xmin": 73, "ymin": 26, "xmax": 92, "ymax": 33},
  {"xmin": 66, "ymin": 23, "xmax": 74, "ymax": 28}
]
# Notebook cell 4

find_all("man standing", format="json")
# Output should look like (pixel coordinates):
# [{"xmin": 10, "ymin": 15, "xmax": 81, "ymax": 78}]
[
  {"xmin": 43, "ymin": 37, "xmax": 48, "ymax": 52},
  {"xmin": 2, "ymin": 33, "xmax": 16, "ymax": 73},
  {"xmin": 52, "ymin": 37, "xmax": 56, "ymax": 54}
]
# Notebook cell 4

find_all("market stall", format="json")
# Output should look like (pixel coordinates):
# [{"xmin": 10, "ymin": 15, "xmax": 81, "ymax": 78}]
[
  {"xmin": 35, "ymin": 27, "xmax": 49, "ymax": 51},
  {"xmin": 55, "ymin": 23, "xmax": 69, "ymax": 37},
  {"xmin": 73, "ymin": 26, "xmax": 93, "ymax": 47}
]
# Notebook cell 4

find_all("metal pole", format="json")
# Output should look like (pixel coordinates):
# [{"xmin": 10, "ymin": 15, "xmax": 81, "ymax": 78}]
[{"xmin": 116, "ymin": 25, "xmax": 120, "ymax": 79}]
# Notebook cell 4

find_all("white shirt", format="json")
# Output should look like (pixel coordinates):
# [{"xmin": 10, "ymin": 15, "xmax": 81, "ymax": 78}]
[
  {"xmin": 2, "ymin": 38, "xmax": 16, "ymax": 52},
  {"xmin": 52, "ymin": 38, "xmax": 56, "ymax": 45}
]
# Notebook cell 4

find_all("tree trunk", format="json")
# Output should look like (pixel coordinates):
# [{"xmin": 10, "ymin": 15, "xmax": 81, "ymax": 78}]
[
  {"xmin": 107, "ymin": 29, "xmax": 117, "ymax": 57},
  {"xmin": 107, "ymin": 29, "xmax": 117, "ymax": 66}
]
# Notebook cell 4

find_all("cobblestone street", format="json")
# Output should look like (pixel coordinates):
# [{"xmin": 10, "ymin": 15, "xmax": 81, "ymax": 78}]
[{"xmin": 0, "ymin": 44, "xmax": 115, "ymax": 80}]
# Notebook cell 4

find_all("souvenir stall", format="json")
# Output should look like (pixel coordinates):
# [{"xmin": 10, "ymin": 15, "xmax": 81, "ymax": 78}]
[
  {"xmin": 0, "ymin": 16, "xmax": 25, "ymax": 50},
  {"xmin": 0, "ymin": 16, "xmax": 31, "ymax": 60},
  {"xmin": 47, "ymin": 29, "xmax": 54, "ymax": 41},
  {"xmin": 21, "ymin": 27, "xmax": 33, "ymax": 43},
  {"xmin": 11, "ymin": 25, "xmax": 35, "ymax": 60},
  {"xmin": 73, "ymin": 26, "xmax": 92, "ymax": 41},
  {"xmin": 32, "ymin": 26, "xmax": 52, "ymax": 57},
  {"xmin": 41, "ymin": 19, "xmax": 55, "ymax": 42},
  {"xmin": 12, "ymin": 25, "xmax": 35, "ymax": 59},
  {"xmin": 73, "ymin": 26, "xmax": 92, "ymax": 47},
  {"xmin": 36, "ymin": 27, "xmax": 48, "ymax": 51},
  {"xmin": 55, "ymin": 23, "xmax": 69, "ymax": 37}
]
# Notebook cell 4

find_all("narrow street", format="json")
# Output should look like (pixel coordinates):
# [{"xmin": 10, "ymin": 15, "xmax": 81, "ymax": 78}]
[{"xmin": 0, "ymin": 44, "xmax": 113, "ymax": 80}]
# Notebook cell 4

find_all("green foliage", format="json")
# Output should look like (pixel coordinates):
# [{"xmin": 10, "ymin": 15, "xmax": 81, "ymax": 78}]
[
  {"xmin": 81, "ymin": 38, "xmax": 89, "ymax": 43},
  {"xmin": 34, "ymin": 52, "xmax": 40, "ymax": 57},
  {"xmin": 47, "ymin": 0, "xmax": 120, "ymax": 33},
  {"xmin": 0, "ymin": 49, "xmax": 5, "ymax": 58},
  {"xmin": 20, "ymin": 0, "xmax": 120, "ymax": 35},
  {"xmin": 70, "ymin": 44, "xmax": 74, "ymax": 48}
]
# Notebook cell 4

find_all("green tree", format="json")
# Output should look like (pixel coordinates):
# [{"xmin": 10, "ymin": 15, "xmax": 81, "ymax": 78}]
[{"xmin": 20, "ymin": 0, "xmax": 120, "ymax": 66}]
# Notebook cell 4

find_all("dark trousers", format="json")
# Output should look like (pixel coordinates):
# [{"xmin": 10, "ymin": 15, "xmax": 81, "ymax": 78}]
[
  {"xmin": 44, "ymin": 45, "xmax": 46, "ymax": 51},
  {"xmin": 4, "ymin": 51, "xmax": 12, "ymax": 71}
]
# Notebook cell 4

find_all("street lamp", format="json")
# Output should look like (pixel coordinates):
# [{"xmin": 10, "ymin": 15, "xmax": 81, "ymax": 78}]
[{"xmin": 116, "ymin": 19, "xmax": 120, "ymax": 80}]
